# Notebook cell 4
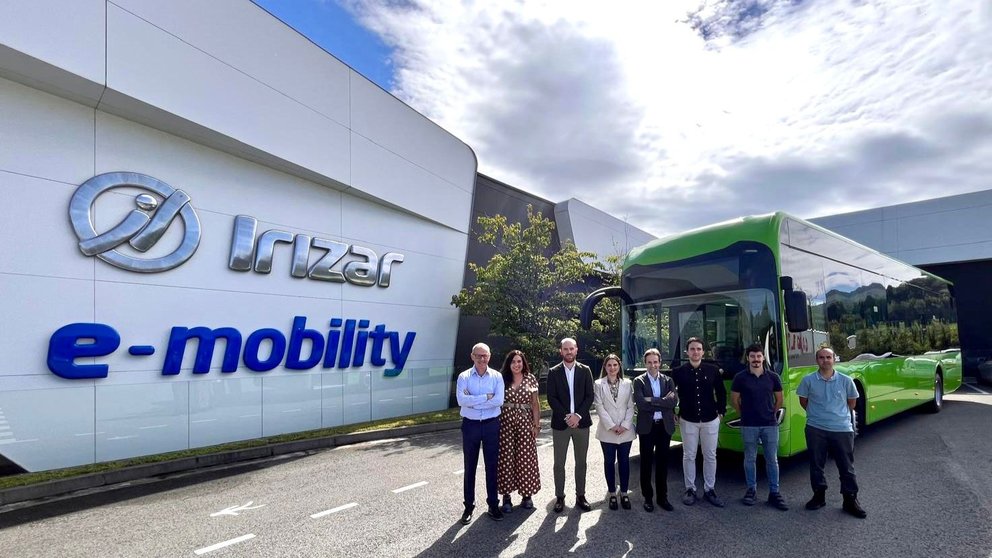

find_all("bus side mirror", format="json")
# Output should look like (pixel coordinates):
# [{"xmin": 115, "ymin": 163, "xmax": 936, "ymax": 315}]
[
  {"xmin": 580, "ymin": 286, "xmax": 631, "ymax": 329},
  {"xmin": 781, "ymin": 276, "xmax": 811, "ymax": 333}
]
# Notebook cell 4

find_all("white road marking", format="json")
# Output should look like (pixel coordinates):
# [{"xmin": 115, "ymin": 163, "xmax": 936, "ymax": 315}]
[
  {"xmin": 106, "ymin": 435, "xmax": 138, "ymax": 441},
  {"xmin": 960, "ymin": 383, "xmax": 990, "ymax": 395},
  {"xmin": 281, "ymin": 408, "xmax": 302, "ymax": 413},
  {"xmin": 139, "ymin": 424, "xmax": 168, "ymax": 430},
  {"xmin": 452, "ymin": 469, "xmax": 464, "ymax": 475},
  {"xmin": 310, "ymin": 502, "xmax": 359, "ymax": 518},
  {"xmin": 210, "ymin": 501, "xmax": 266, "ymax": 517},
  {"xmin": 392, "ymin": 481, "xmax": 428, "ymax": 493},
  {"xmin": 191, "ymin": 419, "xmax": 217, "ymax": 424},
  {"xmin": 193, "ymin": 534, "xmax": 255, "ymax": 555},
  {"xmin": 358, "ymin": 437, "xmax": 408, "ymax": 446}
]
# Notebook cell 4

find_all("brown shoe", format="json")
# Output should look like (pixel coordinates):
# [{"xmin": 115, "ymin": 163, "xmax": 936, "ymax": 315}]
[{"xmin": 842, "ymin": 494, "xmax": 867, "ymax": 519}]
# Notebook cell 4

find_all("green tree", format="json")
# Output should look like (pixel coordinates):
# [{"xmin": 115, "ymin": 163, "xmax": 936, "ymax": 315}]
[
  {"xmin": 451, "ymin": 206, "xmax": 598, "ymax": 368},
  {"xmin": 577, "ymin": 252, "xmax": 624, "ymax": 360}
]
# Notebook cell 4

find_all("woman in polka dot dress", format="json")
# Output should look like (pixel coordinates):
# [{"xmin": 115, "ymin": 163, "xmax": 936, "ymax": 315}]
[{"xmin": 497, "ymin": 349, "xmax": 542, "ymax": 512}]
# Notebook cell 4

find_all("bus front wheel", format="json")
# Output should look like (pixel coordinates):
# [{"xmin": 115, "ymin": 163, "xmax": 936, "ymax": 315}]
[{"xmin": 926, "ymin": 372, "xmax": 943, "ymax": 413}]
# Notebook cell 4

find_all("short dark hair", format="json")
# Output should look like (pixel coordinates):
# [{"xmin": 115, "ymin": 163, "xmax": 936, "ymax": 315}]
[
  {"xmin": 685, "ymin": 337, "xmax": 705, "ymax": 350},
  {"xmin": 745, "ymin": 343, "xmax": 764, "ymax": 357},
  {"xmin": 644, "ymin": 348, "xmax": 662, "ymax": 361}
]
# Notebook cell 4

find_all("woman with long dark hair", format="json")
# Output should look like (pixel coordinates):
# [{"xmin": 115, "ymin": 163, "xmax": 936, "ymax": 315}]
[
  {"xmin": 496, "ymin": 349, "xmax": 542, "ymax": 512},
  {"xmin": 593, "ymin": 353, "xmax": 636, "ymax": 510}
]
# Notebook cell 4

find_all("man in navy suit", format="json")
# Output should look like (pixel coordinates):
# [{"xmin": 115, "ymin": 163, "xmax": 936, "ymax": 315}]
[
  {"xmin": 633, "ymin": 348, "xmax": 678, "ymax": 512},
  {"xmin": 547, "ymin": 337, "xmax": 595, "ymax": 513}
]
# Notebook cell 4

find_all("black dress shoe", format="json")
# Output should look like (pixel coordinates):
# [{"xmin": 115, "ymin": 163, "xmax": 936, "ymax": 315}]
[
  {"xmin": 487, "ymin": 506, "xmax": 504, "ymax": 521},
  {"xmin": 659, "ymin": 497, "xmax": 674, "ymax": 511},
  {"xmin": 643, "ymin": 501, "xmax": 654, "ymax": 512},
  {"xmin": 608, "ymin": 495, "xmax": 618, "ymax": 510},
  {"xmin": 620, "ymin": 494, "xmax": 631, "ymax": 510},
  {"xmin": 576, "ymin": 495, "xmax": 593, "ymax": 512},
  {"xmin": 553, "ymin": 497, "xmax": 565, "ymax": 513},
  {"xmin": 460, "ymin": 506, "xmax": 473, "ymax": 525}
]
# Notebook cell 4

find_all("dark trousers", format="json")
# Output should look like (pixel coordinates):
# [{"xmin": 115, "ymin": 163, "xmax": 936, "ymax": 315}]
[
  {"xmin": 463, "ymin": 417, "xmax": 500, "ymax": 508},
  {"xmin": 600, "ymin": 441, "xmax": 633, "ymax": 493},
  {"xmin": 638, "ymin": 421, "xmax": 672, "ymax": 502},
  {"xmin": 805, "ymin": 425, "xmax": 859, "ymax": 495}
]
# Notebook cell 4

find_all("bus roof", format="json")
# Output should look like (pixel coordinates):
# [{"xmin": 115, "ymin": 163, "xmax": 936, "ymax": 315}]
[
  {"xmin": 625, "ymin": 211, "xmax": 952, "ymax": 286},
  {"xmin": 626, "ymin": 212, "xmax": 786, "ymax": 267}
]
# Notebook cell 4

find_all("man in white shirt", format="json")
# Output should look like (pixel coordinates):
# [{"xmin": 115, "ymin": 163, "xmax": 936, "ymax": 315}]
[
  {"xmin": 455, "ymin": 342, "xmax": 506, "ymax": 524},
  {"xmin": 547, "ymin": 337, "xmax": 595, "ymax": 513}
]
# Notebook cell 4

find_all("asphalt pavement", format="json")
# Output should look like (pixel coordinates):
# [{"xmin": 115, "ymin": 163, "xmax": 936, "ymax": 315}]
[{"xmin": 1, "ymin": 385, "xmax": 990, "ymax": 557}]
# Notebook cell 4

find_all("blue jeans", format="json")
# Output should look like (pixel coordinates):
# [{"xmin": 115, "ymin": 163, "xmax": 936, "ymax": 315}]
[{"xmin": 742, "ymin": 426, "xmax": 780, "ymax": 494}]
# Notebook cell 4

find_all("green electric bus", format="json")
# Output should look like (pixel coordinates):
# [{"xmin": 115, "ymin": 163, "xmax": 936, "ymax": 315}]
[{"xmin": 581, "ymin": 212, "xmax": 961, "ymax": 456}]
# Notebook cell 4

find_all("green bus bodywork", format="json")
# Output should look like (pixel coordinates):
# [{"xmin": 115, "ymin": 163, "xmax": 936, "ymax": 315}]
[{"xmin": 593, "ymin": 212, "xmax": 960, "ymax": 457}]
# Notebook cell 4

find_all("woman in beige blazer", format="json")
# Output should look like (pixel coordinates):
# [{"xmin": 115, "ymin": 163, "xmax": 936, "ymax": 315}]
[{"xmin": 593, "ymin": 354, "xmax": 636, "ymax": 510}]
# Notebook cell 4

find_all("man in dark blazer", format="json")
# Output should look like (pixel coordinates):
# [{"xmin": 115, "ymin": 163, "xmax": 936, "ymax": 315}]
[
  {"xmin": 547, "ymin": 337, "xmax": 595, "ymax": 513},
  {"xmin": 633, "ymin": 348, "xmax": 678, "ymax": 512}
]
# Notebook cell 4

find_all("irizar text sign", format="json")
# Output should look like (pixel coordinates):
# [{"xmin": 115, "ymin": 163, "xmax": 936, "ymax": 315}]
[
  {"xmin": 70, "ymin": 173, "xmax": 404, "ymax": 286},
  {"xmin": 47, "ymin": 316, "xmax": 417, "ymax": 379}
]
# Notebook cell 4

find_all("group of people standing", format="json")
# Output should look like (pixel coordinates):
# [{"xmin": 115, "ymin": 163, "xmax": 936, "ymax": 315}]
[{"xmin": 456, "ymin": 337, "xmax": 867, "ymax": 524}]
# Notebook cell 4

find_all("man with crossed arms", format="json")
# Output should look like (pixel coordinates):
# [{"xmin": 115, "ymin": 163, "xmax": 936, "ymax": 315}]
[{"xmin": 456, "ymin": 342, "xmax": 506, "ymax": 524}]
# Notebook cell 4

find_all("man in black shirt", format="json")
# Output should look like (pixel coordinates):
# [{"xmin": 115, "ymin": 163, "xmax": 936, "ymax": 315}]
[
  {"xmin": 670, "ymin": 337, "xmax": 727, "ymax": 507},
  {"xmin": 730, "ymin": 344, "xmax": 788, "ymax": 510}
]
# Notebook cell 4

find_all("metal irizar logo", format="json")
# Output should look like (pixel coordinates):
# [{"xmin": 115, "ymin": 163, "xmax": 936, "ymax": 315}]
[{"xmin": 69, "ymin": 172, "xmax": 201, "ymax": 272}]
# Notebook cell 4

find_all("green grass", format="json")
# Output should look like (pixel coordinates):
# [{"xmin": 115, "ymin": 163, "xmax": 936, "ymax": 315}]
[{"xmin": 0, "ymin": 395, "xmax": 551, "ymax": 491}]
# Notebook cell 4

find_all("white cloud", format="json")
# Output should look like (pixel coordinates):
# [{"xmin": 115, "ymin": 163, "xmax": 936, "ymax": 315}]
[{"xmin": 342, "ymin": 0, "xmax": 992, "ymax": 236}]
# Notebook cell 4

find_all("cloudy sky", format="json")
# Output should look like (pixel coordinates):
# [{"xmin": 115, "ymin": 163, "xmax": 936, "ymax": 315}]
[{"xmin": 256, "ymin": 0, "xmax": 992, "ymax": 237}]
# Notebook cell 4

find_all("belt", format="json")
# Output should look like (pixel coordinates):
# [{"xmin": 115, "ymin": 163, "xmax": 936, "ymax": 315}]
[
  {"xmin": 463, "ymin": 416, "xmax": 499, "ymax": 424},
  {"xmin": 653, "ymin": 419, "xmax": 665, "ymax": 423},
  {"xmin": 503, "ymin": 403, "xmax": 532, "ymax": 410}
]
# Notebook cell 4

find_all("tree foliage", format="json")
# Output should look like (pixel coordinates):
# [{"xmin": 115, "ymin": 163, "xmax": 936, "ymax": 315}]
[
  {"xmin": 576, "ymin": 253, "xmax": 623, "ymax": 360},
  {"xmin": 451, "ymin": 206, "xmax": 605, "ymax": 367}
]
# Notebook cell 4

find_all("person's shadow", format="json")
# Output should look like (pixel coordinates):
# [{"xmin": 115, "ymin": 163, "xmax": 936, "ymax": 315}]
[
  {"xmin": 413, "ymin": 496, "xmax": 588, "ymax": 558},
  {"xmin": 412, "ymin": 500, "xmax": 544, "ymax": 557}
]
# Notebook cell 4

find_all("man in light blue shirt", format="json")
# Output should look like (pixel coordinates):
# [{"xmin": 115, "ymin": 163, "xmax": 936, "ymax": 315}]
[
  {"xmin": 796, "ymin": 346, "xmax": 866, "ymax": 518},
  {"xmin": 456, "ymin": 342, "xmax": 505, "ymax": 524}
]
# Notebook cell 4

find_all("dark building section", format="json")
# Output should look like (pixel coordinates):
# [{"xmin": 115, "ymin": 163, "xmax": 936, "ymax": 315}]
[
  {"xmin": 921, "ymin": 260, "xmax": 992, "ymax": 379},
  {"xmin": 452, "ymin": 174, "xmax": 561, "ymax": 383}
]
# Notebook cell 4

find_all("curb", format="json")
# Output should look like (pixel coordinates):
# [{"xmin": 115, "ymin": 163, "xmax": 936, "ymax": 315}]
[{"xmin": 0, "ymin": 409, "xmax": 554, "ymax": 508}]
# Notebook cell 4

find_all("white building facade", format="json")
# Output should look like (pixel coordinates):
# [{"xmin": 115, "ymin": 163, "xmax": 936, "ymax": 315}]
[{"xmin": 0, "ymin": 0, "xmax": 477, "ymax": 472}]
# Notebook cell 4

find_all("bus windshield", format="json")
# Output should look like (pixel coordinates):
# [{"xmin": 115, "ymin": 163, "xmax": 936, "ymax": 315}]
[
  {"xmin": 620, "ymin": 241, "xmax": 780, "ymax": 376},
  {"xmin": 623, "ymin": 289, "xmax": 781, "ymax": 377}
]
